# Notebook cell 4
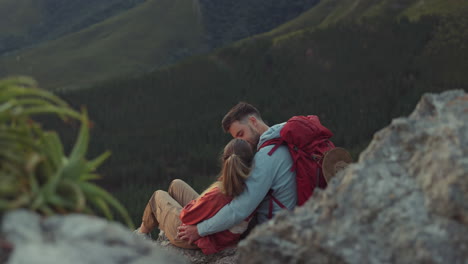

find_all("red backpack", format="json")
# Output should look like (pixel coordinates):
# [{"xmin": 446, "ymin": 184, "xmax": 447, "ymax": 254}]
[{"xmin": 259, "ymin": 115, "xmax": 335, "ymax": 217}]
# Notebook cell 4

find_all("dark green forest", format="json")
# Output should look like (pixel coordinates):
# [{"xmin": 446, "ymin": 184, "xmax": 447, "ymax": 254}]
[{"xmin": 49, "ymin": 13, "xmax": 468, "ymax": 224}]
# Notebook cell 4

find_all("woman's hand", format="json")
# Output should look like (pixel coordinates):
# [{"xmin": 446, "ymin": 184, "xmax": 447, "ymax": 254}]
[{"xmin": 177, "ymin": 224, "xmax": 200, "ymax": 244}]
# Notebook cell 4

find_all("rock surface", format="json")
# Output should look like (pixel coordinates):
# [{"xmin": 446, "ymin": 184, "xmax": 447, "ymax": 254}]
[
  {"xmin": 155, "ymin": 232, "xmax": 237, "ymax": 264},
  {"xmin": 0, "ymin": 210, "xmax": 187, "ymax": 264},
  {"xmin": 237, "ymin": 90, "xmax": 468, "ymax": 264}
]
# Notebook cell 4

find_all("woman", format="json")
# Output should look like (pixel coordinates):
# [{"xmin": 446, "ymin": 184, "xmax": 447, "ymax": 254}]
[{"xmin": 134, "ymin": 138, "xmax": 254, "ymax": 254}]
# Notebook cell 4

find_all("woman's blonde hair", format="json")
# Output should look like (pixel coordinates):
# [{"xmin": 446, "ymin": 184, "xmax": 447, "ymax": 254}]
[{"xmin": 202, "ymin": 139, "xmax": 253, "ymax": 197}]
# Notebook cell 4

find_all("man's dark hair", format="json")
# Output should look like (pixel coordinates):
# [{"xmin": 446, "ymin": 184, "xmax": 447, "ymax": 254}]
[{"xmin": 222, "ymin": 102, "xmax": 262, "ymax": 132}]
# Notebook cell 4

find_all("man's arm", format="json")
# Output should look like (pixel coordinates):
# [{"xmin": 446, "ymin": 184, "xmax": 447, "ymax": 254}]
[
  {"xmin": 178, "ymin": 150, "xmax": 276, "ymax": 241},
  {"xmin": 178, "ymin": 159, "xmax": 274, "ymax": 243},
  {"xmin": 197, "ymin": 151, "xmax": 275, "ymax": 236}
]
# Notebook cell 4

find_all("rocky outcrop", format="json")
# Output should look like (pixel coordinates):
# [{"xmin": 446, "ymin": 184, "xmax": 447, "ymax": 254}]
[
  {"xmin": 0, "ymin": 209, "xmax": 236, "ymax": 264},
  {"xmin": 237, "ymin": 90, "xmax": 468, "ymax": 264},
  {"xmin": 0, "ymin": 210, "xmax": 187, "ymax": 264}
]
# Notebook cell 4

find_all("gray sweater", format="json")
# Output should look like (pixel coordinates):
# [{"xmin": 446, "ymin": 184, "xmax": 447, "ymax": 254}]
[{"xmin": 198, "ymin": 123, "xmax": 297, "ymax": 236}]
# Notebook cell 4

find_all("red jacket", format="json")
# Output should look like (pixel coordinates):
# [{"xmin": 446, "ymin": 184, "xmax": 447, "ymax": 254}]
[{"xmin": 180, "ymin": 187, "xmax": 247, "ymax": 254}]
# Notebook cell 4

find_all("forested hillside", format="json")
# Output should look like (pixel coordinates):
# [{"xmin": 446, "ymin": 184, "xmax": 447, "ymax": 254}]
[{"xmin": 47, "ymin": 0, "xmax": 468, "ymax": 224}]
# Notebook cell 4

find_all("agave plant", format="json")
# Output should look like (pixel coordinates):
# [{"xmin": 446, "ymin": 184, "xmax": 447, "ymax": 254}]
[{"xmin": 0, "ymin": 77, "xmax": 134, "ymax": 229}]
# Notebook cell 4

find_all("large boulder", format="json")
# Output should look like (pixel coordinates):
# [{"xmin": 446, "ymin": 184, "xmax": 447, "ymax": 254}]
[
  {"xmin": 237, "ymin": 90, "xmax": 468, "ymax": 264},
  {"xmin": 0, "ymin": 210, "xmax": 187, "ymax": 264}
]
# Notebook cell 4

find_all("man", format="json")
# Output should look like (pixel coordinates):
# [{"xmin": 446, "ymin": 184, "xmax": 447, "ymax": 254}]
[{"xmin": 177, "ymin": 102, "xmax": 297, "ymax": 243}]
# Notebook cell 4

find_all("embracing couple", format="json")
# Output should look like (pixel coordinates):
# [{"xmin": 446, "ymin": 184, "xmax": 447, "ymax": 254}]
[{"xmin": 134, "ymin": 102, "xmax": 351, "ymax": 254}]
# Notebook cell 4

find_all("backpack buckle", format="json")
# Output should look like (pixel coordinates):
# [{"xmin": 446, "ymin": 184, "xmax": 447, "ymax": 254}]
[{"xmin": 312, "ymin": 154, "xmax": 322, "ymax": 161}]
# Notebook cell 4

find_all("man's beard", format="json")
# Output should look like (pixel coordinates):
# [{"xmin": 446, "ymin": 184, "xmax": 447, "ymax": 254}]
[{"xmin": 248, "ymin": 125, "xmax": 261, "ymax": 151}]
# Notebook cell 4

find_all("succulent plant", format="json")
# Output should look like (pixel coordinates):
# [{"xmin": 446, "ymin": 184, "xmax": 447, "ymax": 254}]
[{"xmin": 0, "ymin": 77, "xmax": 134, "ymax": 229}]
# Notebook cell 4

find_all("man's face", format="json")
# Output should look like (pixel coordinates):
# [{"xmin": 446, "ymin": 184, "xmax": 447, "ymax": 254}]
[{"xmin": 228, "ymin": 119, "xmax": 261, "ymax": 149}]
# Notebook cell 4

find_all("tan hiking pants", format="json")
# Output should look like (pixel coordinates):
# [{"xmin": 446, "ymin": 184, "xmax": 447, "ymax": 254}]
[{"xmin": 142, "ymin": 179, "xmax": 199, "ymax": 249}]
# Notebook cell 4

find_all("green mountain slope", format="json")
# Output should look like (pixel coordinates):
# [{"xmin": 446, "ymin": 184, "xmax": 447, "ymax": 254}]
[
  {"xmin": 0, "ymin": 0, "xmax": 144, "ymax": 54},
  {"xmin": 268, "ymin": 0, "xmax": 468, "ymax": 37},
  {"xmin": 0, "ymin": 0, "xmax": 44, "ymax": 35},
  {"xmin": 14, "ymin": 0, "xmax": 466, "ymax": 224},
  {"xmin": 199, "ymin": 0, "xmax": 319, "ymax": 47},
  {"xmin": 0, "ymin": 0, "xmax": 204, "ymax": 90},
  {"xmin": 0, "ymin": 0, "xmax": 324, "ymax": 91},
  {"xmin": 52, "ymin": 0, "xmax": 467, "ymax": 206}
]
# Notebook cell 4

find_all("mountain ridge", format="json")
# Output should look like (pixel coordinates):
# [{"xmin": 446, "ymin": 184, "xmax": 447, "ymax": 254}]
[
  {"xmin": 0, "ymin": 0, "xmax": 145, "ymax": 55},
  {"xmin": 265, "ymin": 0, "xmax": 468, "ymax": 37},
  {"xmin": 0, "ymin": 0, "xmax": 205, "ymax": 90},
  {"xmin": 0, "ymin": 0, "xmax": 320, "ymax": 90}
]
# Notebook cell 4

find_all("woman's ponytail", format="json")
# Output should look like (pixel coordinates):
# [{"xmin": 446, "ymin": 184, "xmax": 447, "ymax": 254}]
[
  {"xmin": 221, "ymin": 153, "xmax": 251, "ymax": 197},
  {"xmin": 205, "ymin": 138, "xmax": 253, "ymax": 198}
]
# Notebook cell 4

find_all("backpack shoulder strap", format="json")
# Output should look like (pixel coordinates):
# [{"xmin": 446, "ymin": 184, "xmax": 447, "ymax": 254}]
[
  {"xmin": 259, "ymin": 138, "xmax": 284, "ymax": 156},
  {"xmin": 267, "ymin": 189, "xmax": 287, "ymax": 219}
]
